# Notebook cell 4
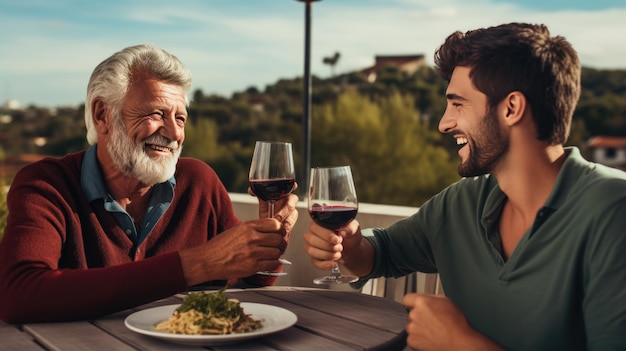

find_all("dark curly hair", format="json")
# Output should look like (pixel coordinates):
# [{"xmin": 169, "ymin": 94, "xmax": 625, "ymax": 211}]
[{"xmin": 434, "ymin": 23, "xmax": 580, "ymax": 145}]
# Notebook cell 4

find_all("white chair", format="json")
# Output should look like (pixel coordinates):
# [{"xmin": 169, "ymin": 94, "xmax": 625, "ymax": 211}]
[{"xmin": 361, "ymin": 272, "xmax": 444, "ymax": 303}]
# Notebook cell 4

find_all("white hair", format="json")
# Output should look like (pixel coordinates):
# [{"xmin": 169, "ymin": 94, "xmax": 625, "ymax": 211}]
[{"xmin": 84, "ymin": 44, "xmax": 192, "ymax": 145}]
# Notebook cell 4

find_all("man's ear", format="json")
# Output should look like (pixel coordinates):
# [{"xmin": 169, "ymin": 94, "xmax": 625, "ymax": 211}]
[
  {"xmin": 502, "ymin": 91, "xmax": 527, "ymax": 127},
  {"xmin": 92, "ymin": 98, "xmax": 109, "ymax": 135}
]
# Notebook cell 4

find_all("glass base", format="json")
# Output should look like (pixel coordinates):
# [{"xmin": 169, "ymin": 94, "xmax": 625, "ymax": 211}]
[
  {"xmin": 313, "ymin": 274, "xmax": 358, "ymax": 285},
  {"xmin": 255, "ymin": 258, "xmax": 291, "ymax": 276},
  {"xmin": 256, "ymin": 271, "xmax": 288, "ymax": 276}
]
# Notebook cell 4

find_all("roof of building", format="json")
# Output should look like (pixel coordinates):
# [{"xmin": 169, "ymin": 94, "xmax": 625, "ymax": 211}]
[
  {"xmin": 587, "ymin": 136, "xmax": 626, "ymax": 148},
  {"xmin": 361, "ymin": 54, "xmax": 426, "ymax": 75},
  {"xmin": 373, "ymin": 54, "xmax": 425, "ymax": 64}
]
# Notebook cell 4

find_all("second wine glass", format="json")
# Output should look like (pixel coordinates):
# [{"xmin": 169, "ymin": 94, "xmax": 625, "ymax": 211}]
[
  {"xmin": 308, "ymin": 166, "xmax": 359, "ymax": 284},
  {"xmin": 249, "ymin": 141, "xmax": 296, "ymax": 276},
  {"xmin": 249, "ymin": 141, "xmax": 296, "ymax": 218}
]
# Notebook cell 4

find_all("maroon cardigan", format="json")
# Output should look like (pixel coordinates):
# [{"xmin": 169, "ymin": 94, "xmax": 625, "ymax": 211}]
[{"xmin": 0, "ymin": 151, "xmax": 275, "ymax": 323}]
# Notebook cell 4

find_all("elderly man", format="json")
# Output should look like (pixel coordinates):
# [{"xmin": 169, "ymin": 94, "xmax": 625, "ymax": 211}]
[{"xmin": 0, "ymin": 44, "xmax": 298, "ymax": 323}]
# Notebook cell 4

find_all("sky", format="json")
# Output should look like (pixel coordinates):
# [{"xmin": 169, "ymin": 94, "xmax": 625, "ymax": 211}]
[{"xmin": 1, "ymin": 0, "xmax": 625, "ymax": 108}]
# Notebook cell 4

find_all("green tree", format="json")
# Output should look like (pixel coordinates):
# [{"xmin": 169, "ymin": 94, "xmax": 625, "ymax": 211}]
[
  {"xmin": 182, "ymin": 118, "xmax": 252, "ymax": 191},
  {"xmin": 322, "ymin": 52, "xmax": 341, "ymax": 77},
  {"xmin": 312, "ymin": 90, "xmax": 459, "ymax": 206},
  {"xmin": 182, "ymin": 118, "xmax": 221, "ymax": 161}
]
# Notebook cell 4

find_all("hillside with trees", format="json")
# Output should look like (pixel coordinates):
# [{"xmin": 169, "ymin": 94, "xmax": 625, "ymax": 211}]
[{"xmin": 0, "ymin": 65, "xmax": 624, "ymax": 207}]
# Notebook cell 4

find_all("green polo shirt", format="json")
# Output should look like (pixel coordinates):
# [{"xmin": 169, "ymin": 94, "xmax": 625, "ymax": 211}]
[{"xmin": 356, "ymin": 147, "xmax": 626, "ymax": 350}]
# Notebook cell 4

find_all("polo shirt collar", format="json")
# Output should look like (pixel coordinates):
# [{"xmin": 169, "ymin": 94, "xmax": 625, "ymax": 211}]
[
  {"xmin": 542, "ymin": 146, "xmax": 587, "ymax": 210},
  {"xmin": 480, "ymin": 146, "xmax": 585, "ymax": 231}
]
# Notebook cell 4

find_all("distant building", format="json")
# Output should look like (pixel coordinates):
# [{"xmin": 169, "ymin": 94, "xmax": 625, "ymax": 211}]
[
  {"xmin": 247, "ymin": 95, "xmax": 265, "ymax": 113},
  {"xmin": 586, "ymin": 135, "xmax": 626, "ymax": 171},
  {"xmin": 361, "ymin": 54, "xmax": 426, "ymax": 83},
  {"xmin": 1, "ymin": 100, "xmax": 20, "ymax": 110}
]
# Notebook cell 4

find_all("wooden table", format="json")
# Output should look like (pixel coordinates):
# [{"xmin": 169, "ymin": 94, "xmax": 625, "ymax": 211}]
[{"xmin": 0, "ymin": 287, "xmax": 409, "ymax": 350}]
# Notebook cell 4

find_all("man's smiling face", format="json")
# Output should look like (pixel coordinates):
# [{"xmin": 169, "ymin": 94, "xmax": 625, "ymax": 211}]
[
  {"xmin": 106, "ymin": 73, "xmax": 187, "ymax": 185},
  {"xmin": 438, "ymin": 66, "xmax": 509, "ymax": 177}
]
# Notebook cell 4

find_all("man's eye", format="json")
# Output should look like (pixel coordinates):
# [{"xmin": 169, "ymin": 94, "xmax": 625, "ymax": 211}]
[{"xmin": 148, "ymin": 113, "xmax": 164, "ymax": 120}]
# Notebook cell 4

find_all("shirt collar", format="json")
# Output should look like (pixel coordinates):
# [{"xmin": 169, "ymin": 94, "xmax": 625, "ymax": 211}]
[
  {"xmin": 480, "ymin": 146, "xmax": 586, "ymax": 228},
  {"xmin": 542, "ymin": 146, "xmax": 592, "ymax": 210},
  {"xmin": 80, "ymin": 144, "xmax": 176, "ymax": 202}
]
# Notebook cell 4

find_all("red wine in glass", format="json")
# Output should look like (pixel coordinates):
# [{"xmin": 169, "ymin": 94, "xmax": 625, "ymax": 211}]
[
  {"xmin": 249, "ymin": 141, "xmax": 296, "ymax": 218},
  {"xmin": 309, "ymin": 205, "xmax": 358, "ymax": 230},
  {"xmin": 308, "ymin": 166, "xmax": 359, "ymax": 285},
  {"xmin": 249, "ymin": 178, "xmax": 296, "ymax": 202}
]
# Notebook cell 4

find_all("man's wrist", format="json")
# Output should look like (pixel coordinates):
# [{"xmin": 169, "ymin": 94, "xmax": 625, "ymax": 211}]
[{"xmin": 342, "ymin": 239, "xmax": 374, "ymax": 277}]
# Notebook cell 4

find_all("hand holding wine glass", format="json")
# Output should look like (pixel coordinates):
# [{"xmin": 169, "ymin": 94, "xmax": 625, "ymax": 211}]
[
  {"xmin": 249, "ymin": 141, "xmax": 296, "ymax": 276},
  {"xmin": 308, "ymin": 166, "xmax": 359, "ymax": 284}
]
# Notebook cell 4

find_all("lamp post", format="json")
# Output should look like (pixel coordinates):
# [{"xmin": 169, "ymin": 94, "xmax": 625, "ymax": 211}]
[{"xmin": 295, "ymin": 0, "xmax": 321, "ymax": 198}]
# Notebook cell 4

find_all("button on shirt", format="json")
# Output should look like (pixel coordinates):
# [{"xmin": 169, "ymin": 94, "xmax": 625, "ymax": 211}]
[{"xmin": 80, "ymin": 145, "xmax": 175, "ymax": 256}]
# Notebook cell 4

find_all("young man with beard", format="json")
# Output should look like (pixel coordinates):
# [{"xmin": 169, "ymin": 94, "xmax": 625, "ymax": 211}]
[
  {"xmin": 304, "ymin": 23, "xmax": 625, "ymax": 350},
  {"xmin": 0, "ymin": 44, "xmax": 299, "ymax": 323}
]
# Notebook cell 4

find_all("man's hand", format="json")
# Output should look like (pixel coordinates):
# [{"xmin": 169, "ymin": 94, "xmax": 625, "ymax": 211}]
[
  {"xmin": 248, "ymin": 186, "xmax": 299, "ymax": 234},
  {"xmin": 303, "ymin": 219, "xmax": 374, "ymax": 276},
  {"xmin": 303, "ymin": 220, "xmax": 344, "ymax": 271},
  {"xmin": 403, "ymin": 294, "xmax": 504, "ymax": 351},
  {"xmin": 179, "ymin": 218, "xmax": 288, "ymax": 286}
]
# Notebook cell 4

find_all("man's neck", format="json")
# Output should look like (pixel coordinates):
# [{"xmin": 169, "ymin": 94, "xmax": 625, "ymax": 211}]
[
  {"xmin": 494, "ymin": 144, "xmax": 566, "ymax": 220},
  {"xmin": 494, "ymin": 144, "xmax": 567, "ymax": 259},
  {"xmin": 96, "ymin": 142, "xmax": 153, "ymax": 208}
]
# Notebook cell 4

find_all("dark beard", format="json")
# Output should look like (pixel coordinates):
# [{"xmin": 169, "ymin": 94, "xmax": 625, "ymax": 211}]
[{"xmin": 458, "ymin": 107, "xmax": 509, "ymax": 177}]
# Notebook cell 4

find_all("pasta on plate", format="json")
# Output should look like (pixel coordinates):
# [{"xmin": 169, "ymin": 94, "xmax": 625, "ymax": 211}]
[{"xmin": 154, "ymin": 289, "xmax": 263, "ymax": 335}]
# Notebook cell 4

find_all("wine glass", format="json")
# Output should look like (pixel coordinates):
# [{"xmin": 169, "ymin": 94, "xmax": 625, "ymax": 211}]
[
  {"xmin": 308, "ymin": 166, "xmax": 359, "ymax": 284},
  {"xmin": 249, "ymin": 141, "xmax": 296, "ymax": 276}
]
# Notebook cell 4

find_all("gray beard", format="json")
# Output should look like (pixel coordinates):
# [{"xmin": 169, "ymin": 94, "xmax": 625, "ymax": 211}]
[{"xmin": 106, "ymin": 120, "xmax": 181, "ymax": 185}]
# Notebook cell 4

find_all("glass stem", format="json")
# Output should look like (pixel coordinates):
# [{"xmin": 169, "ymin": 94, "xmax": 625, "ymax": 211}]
[
  {"xmin": 331, "ymin": 265, "xmax": 342, "ymax": 277},
  {"xmin": 268, "ymin": 202, "xmax": 276, "ymax": 218}
]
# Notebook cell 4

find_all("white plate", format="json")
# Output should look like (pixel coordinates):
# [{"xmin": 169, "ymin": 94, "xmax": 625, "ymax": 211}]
[{"xmin": 124, "ymin": 302, "xmax": 298, "ymax": 345}]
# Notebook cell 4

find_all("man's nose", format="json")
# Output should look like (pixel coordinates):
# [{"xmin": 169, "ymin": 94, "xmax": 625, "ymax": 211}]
[{"xmin": 438, "ymin": 107, "xmax": 455, "ymax": 134}]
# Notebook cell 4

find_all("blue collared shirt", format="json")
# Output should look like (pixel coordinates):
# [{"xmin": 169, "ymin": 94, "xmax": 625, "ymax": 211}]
[{"xmin": 80, "ymin": 145, "xmax": 175, "ymax": 252}]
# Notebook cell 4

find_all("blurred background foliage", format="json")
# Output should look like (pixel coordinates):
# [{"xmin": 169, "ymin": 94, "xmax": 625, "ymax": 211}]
[
  {"xmin": 0, "ymin": 178, "xmax": 7, "ymax": 239},
  {"xmin": 0, "ymin": 65, "xmax": 624, "ymax": 221}
]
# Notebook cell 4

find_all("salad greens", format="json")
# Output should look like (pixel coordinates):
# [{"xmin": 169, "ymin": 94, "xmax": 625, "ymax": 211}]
[{"xmin": 176, "ymin": 288, "xmax": 242, "ymax": 320}]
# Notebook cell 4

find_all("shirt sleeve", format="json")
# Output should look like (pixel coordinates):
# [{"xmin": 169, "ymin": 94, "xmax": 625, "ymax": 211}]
[
  {"xmin": 350, "ymin": 201, "xmax": 440, "ymax": 290},
  {"xmin": 584, "ymin": 197, "xmax": 626, "ymax": 350}
]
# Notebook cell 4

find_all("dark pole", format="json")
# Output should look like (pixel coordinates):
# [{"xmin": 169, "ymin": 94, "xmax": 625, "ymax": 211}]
[{"xmin": 296, "ymin": 0, "xmax": 321, "ymax": 198}]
